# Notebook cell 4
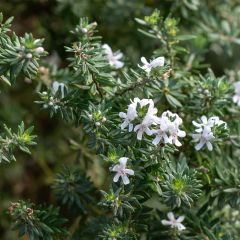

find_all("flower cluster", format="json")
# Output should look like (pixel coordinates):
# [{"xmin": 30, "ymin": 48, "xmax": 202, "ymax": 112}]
[
  {"xmin": 151, "ymin": 111, "xmax": 186, "ymax": 147},
  {"xmin": 192, "ymin": 116, "xmax": 226, "ymax": 151},
  {"xmin": 119, "ymin": 98, "xmax": 185, "ymax": 146}
]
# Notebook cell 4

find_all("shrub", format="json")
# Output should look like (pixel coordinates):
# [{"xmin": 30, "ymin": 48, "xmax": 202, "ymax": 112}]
[{"xmin": 1, "ymin": 1, "xmax": 240, "ymax": 239}]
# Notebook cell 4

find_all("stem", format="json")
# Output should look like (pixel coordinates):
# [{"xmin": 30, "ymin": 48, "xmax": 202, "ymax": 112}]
[
  {"xmin": 92, "ymin": 73, "xmax": 104, "ymax": 100},
  {"xmin": 116, "ymin": 69, "xmax": 171, "ymax": 96}
]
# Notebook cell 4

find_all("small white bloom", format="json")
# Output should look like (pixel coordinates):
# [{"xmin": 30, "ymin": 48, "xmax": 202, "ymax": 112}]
[
  {"xmin": 168, "ymin": 123, "xmax": 186, "ymax": 147},
  {"xmin": 209, "ymin": 116, "xmax": 226, "ymax": 128},
  {"xmin": 233, "ymin": 81, "xmax": 240, "ymax": 106},
  {"xmin": 192, "ymin": 115, "xmax": 226, "ymax": 151},
  {"xmin": 151, "ymin": 116, "xmax": 170, "ymax": 145},
  {"xmin": 138, "ymin": 56, "xmax": 165, "ymax": 74},
  {"xmin": 52, "ymin": 81, "xmax": 66, "ymax": 98},
  {"xmin": 192, "ymin": 115, "xmax": 226, "ymax": 133},
  {"xmin": 151, "ymin": 111, "xmax": 185, "ymax": 146},
  {"xmin": 192, "ymin": 115, "xmax": 209, "ymax": 133},
  {"xmin": 161, "ymin": 212, "xmax": 186, "ymax": 231},
  {"xmin": 133, "ymin": 99, "xmax": 158, "ymax": 140},
  {"xmin": 119, "ymin": 98, "xmax": 139, "ymax": 132},
  {"xmin": 192, "ymin": 126, "xmax": 215, "ymax": 151},
  {"xmin": 162, "ymin": 110, "xmax": 183, "ymax": 126},
  {"xmin": 134, "ymin": 115, "xmax": 153, "ymax": 140},
  {"xmin": 111, "ymin": 157, "xmax": 134, "ymax": 185},
  {"xmin": 102, "ymin": 44, "xmax": 124, "ymax": 69}
]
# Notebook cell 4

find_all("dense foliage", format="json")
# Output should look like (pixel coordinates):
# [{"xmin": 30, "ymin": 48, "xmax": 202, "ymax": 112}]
[{"xmin": 1, "ymin": 0, "xmax": 240, "ymax": 239}]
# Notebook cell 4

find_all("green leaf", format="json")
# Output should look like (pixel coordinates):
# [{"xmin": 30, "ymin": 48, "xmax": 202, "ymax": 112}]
[
  {"xmin": 165, "ymin": 94, "xmax": 182, "ymax": 107},
  {"xmin": 175, "ymin": 34, "xmax": 196, "ymax": 41}
]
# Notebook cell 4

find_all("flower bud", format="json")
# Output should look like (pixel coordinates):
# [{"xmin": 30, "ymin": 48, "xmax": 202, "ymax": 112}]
[
  {"xmin": 82, "ymin": 28, "xmax": 88, "ymax": 33},
  {"xmin": 102, "ymin": 117, "xmax": 107, "ymax": 122},
  {"xmin": 95, "ymin": 122, "xmax": 101, "ymax": 126},
  {"xmin": 26, "ymin": 53, "xmax": 33, "ymax": 59},
  {"xmin": 35, "ymin": 47, "xmax": 44, "ymax": 54}
]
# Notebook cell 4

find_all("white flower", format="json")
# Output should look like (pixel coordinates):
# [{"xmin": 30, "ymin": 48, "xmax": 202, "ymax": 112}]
[
  {"xmin": 162, "ymin": 110, "xmax": 183, "ymax": 126},
  {"xmin": 168, "ymin": 123, "xmax": 186, "ymax": 147},
  {"xmin": 52, "ymin": 81, "xmax": 66, "ymax": 98},
  {"xmin": 133, "ymin": 99, "xmax": 158, "ymax": 140},
  {"xmin": 192, "ymin": 115, "xmax": 226, "ymax": 151},
  {"xmin": 119, "ymin": 98, "xmax": 139, "ymax": 132},
  {"xmin": 192, "ymin": 126, "xmax": 215, "ymax": 151},
  {"xmin": 102, "ymin": 44, "xmax": 124, "ymax": 69},
  {"xmin": 119, "ymin": 98, "xmax": 157, "ymax": 135},
  {"xmin": 151, "ymin": 111, "xmax": 185, "ymax": 146},
  {"xmin": 161, "ymin": 212, "xmax": 186, "ymax": 231},
  {"xmin": 111, "ymin": 157, "xmax": 134, "ymax": 185},
  {"xmin": 119, "ymin": 100, "xmax": 185, "ymax": 145},
  {"xmin": 209, "ymin": 116, "xmax": 226, "ymax": 128},
  {"xmin": 138, "ymin": 56, "xmax": 165, "ymax": 74},
  {"xmin": 151, "ymin": 116, "xmax": 170, "ymax": 145},
  {"xmin": 233, "ymin": 81, "xmax": 240, "ymax": 106},
  {"xmin": 134, "ymin": 115, "xmax": 153, "ymax": 140},
  {"xmin": 192, "ymin": 115, "xmax": 209, "ymax": 133},
  {"xmin": 192, "ymin": 115, "xmax": 226, "ymax": 133}
]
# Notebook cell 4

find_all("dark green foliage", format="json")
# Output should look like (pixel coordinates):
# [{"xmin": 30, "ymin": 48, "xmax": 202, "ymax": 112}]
[
  {"xmin": 98, "ymin": 219, "xmax": 139, "ymax": 240},
  {"xmin": 212, "ymin": 165, "xmax": 240, "ymax": 209},
  {"xmin": 53, "ymin": 167, "xmax": 96, "ymax": 212},
  {"xmin": 0, "ymin": 14, "xmax": 47, "ymax": 84},
  {"xmin": 161, "ymin": 159, "xmax": 202, "ymax": 208},
  {"xmin": 0, "ymin": 121, "xmax": 36, "ymax": 163},
  {"xmin": 9, "ymin": 200, "xmax": 68, "ymax": 240}
]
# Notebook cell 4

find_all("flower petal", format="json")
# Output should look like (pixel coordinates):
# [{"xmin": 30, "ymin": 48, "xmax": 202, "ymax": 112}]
[
  {"xmin": 167, "ymin": 212, "xmax": 175, "ymax": 221},
  {"xmin": 152, "ymin": 136, "xmax": 161, "ymax": 145},
  {"xmin": 177, "ymin": 215, "xmax": 185, "ymax": 223},
  {"xmin": 136, "ymin": 130, "xmax": 143, "ymax": 140},
  {"xmin": 140, "ymin": 56, "xmax": 148, "ymax": 65},
  {"xmin": 122, "ymin": 175, "xmax": 130, "ymax": 185},
  {"xmin": 113, "ymin": 173, "xmax": 120, "ymax": 182},
  {"xmin": 195, "ymin": 139, "xmax": 205, "ymax": 150},
  {"xmin": 119, "ymin": 157, "xmax": 128, "ymax": 166},
  {"xmin": 125, "ymin": 169, "xmax": 134, "ymax": 175},
  {"xmin": 206, "ymin": 141, "xmax": 213, "ymax": 151},
  {"xmin": 161, "ymin": 220, "xmax": 171, "ymax": 226}
]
